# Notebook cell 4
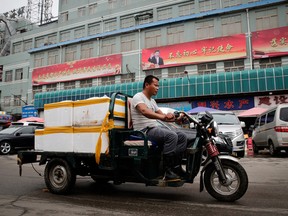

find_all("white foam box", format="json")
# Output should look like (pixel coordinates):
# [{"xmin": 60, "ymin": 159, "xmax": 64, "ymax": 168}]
[
  {"xmin": 113, "ymin": 99, "xmax": 126, "ymax": 128},
  {"xmin": 73, "ymin": 127, "xmax": 109, "ymax": 153},
  {"xmin": 44, "ymin": 101, "xmax": 73, "ymax": 127},
  {"xmin": 42, "ymin": 127, "xmax": 74, "ymax": 152},
  {"xmin": 34, "ymin": 129, "xmax": 44, "ymax": 151},
  {"xmin": 73, "ymin": 97, "xmax": 111, "ymax": 126}
]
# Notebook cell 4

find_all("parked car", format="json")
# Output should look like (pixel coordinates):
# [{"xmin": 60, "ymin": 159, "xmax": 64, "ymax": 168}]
[
  {"xmin": 197, "ymin": 111, "xmax": 246, "ymax": 157},
  {"xmin": 0, "ymin": 125, "xmax": 43, "ymax": 155},
  {"xmin": 10, "ymin": 122, "xmax": 44, "ymax": 127},
  {"xmin": 252, "ymin": 104, "xmax": 288, "ymax": 156}
]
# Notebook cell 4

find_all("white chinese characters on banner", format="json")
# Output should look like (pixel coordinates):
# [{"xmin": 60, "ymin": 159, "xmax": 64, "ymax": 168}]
[{"xmin": 255, "ymin": 95, "xmax": 288, "ymax": 108}]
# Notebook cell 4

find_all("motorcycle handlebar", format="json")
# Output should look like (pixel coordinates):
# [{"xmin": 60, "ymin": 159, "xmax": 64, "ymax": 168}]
[{"xmin": 174, "ymin": 111, "xmax": 200, "ymax": 126}]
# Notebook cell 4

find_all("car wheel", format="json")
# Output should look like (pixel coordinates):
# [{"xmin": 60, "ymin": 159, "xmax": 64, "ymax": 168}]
[
  {"xmin": 237, "ymin": 150, "xmax": 245, "ymax": 158},
  {"xmin": 0, "ymin": 141, "xmax": 12, "ymax": 155},
  {"xmin": 252, "ymin": 141, "xmax": 259, "ymax": 154},
  {"xmin": 268, "ymin": 140, "xmax": 278, "ymax": 156}
]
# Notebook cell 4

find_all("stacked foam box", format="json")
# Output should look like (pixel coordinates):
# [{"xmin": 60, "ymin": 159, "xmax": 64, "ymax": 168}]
[
  {"xmin": 73, "ymin": 97, "xmax": 111, "ymax": 154},
  {"xmin": 35, "ymin": 96, "xmax": 126, "ymax": 156}
]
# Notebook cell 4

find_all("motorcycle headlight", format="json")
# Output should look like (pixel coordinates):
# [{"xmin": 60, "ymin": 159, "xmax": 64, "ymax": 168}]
[{"xmin": 208, "ymin": 121, "xmax": 219, "ymax": 137}]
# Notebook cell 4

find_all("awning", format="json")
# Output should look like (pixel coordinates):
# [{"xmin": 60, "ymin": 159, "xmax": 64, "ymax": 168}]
[{"xmin": 238, "ymin": 107, "xmax": 267, "ymax": 117}]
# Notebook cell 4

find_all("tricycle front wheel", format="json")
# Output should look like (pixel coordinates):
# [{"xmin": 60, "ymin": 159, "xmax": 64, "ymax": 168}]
[
  {"xmin": 44, "ymin": 158, "xmax": 76, "ymax": 194},
  {"xmin": 204, "ymin": 160, "xmax": 248, "ymax": 202}
]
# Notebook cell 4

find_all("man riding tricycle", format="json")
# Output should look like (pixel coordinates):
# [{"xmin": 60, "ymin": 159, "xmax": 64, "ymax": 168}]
[{"xmin": 17, "ymin": 75, "xmax": 248, "ymax": 202}]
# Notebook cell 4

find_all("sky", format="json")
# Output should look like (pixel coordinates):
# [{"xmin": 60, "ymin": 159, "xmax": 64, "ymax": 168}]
[{"xmin": 0, "ymin": 0, "xmax": 58, "ymax": 17}]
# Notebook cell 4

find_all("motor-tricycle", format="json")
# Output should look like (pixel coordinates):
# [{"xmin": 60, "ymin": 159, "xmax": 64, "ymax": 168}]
[{"xmin": 17, "ymin": 92, "xmax": 248, "ymax": 202}]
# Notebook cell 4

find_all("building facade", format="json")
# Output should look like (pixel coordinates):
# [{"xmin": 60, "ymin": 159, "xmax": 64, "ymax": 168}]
[{"xmin": 0, "ymin": 0, "xmax": 288, "ymax": 118}]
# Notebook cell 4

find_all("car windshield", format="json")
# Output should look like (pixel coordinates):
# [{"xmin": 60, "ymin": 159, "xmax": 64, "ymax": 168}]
[
  {"xmin": 0, "ymin": 127, "xmax": 20, "ymax": 134},
  {"xmin": 211, "ymin": 113, "xmax": 240, "ymax": 125}
]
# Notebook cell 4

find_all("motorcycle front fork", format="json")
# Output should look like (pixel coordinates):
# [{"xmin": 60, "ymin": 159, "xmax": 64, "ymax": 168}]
[{"xmin": 205, "ymin": 140, "xmax": 227, "ymax": 184}]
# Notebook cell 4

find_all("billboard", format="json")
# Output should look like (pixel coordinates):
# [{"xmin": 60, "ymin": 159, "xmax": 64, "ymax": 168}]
[
  {"xmin": 32, "ymin": 54, "xmax": 122, "ymax": 85},
  {"xmin": 142, "ymin": 34, "xmax": 247, "ymax": 70},
  {"xmin": 252, "ymin": 26, "xmax": 288, "ymax": 59},
  {"xmin": 191, "ymin": 96, "xmax": 254, "ymax": 111}
]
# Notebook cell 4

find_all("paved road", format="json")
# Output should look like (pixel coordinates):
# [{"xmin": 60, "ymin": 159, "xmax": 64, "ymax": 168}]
[{"xmin": 0, "ymin": 153, "xmax": 287, "ymax": 216}]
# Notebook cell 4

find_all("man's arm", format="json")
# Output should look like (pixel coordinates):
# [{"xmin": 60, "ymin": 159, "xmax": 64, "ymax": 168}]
[{"xmin": 136, "ymin": 103, "xmax": 175, "ymax": 122}]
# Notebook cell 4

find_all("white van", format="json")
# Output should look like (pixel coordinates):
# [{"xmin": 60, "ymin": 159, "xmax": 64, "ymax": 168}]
[
  {"xmin": 198, "ymin": 111, "xmax": 246, "ymax": 157},
  {"xmin": 252, "ymin": 104, "xmax": 288, "ymax": 156}
]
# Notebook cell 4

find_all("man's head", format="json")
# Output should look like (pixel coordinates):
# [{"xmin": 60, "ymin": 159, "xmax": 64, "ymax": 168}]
[
  {"xmin": 154, "ymin": 50, "xmax": 160, "ymax": 58},
  {"xmin": 143, "ymin": 75, "xmax": 159, "ymax": 97}
]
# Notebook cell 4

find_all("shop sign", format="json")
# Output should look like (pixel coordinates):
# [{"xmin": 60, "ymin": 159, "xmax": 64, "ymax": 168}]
[{"xmin": 255, "ymin": 94, "xmax": 288, "ymax": 108}]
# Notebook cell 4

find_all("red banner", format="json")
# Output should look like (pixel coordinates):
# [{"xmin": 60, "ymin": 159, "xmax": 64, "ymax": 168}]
[
  {"xmin": 32, "ymin": 54, "xmax": 122, "ymax": 85},
  {"xmin": 142, "ymin": 34, "xmax": 246, "ymax": 70},
  {"xmin": 252, "ymin": 26, "xmax": 288, "ymax": 59}
]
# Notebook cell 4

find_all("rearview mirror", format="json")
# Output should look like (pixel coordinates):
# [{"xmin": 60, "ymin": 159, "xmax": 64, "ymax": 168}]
[{"xmin": 240, "ymin": 121, "xmax": 246, "ymax": 128}]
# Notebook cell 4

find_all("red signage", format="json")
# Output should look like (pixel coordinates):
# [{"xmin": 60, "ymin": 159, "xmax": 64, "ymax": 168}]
[
  {"xmin": 142, "ymin": 34, "xmax": 246, "ymax": 70},
  {"xmin": 252, "ymin": 26, "xmax": 288, "ymax": 59},
  {"xmin": 32, "ymin": 54, "xmax": 122, "ymax": 85}
]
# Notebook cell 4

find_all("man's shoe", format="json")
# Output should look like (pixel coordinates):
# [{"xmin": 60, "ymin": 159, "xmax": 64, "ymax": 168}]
[
  {"xmin": 173, "ymin": 165, "xmax": 186, "ymax": 178},
  {"xmin": 163, "ymin": 168, "xmax": 181, "ymax": 182}
]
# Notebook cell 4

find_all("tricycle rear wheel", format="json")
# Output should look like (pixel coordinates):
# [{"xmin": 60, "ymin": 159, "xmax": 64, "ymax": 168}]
[
  {"xmin": 44, "ymin": 158, "xmax": 76, "ymax": 194},
  {"xmin": 204, "ymin": 160, "xmax": 248, "ymax": 202}
]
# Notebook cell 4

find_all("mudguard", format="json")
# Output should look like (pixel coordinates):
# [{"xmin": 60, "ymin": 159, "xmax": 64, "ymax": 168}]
[{"xmin": 199, "ymin": 155, "xmax": 240, "ymax": 192}]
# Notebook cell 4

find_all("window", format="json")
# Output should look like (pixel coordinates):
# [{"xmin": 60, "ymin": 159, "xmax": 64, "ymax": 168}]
[
  {"xmin": 101, "ymin": 76, "xmax": 115, "ymax": 85},
  {"xmin": 196, "ymin": 19, "xmax": 214, "ymax": 40},
  {"xmin": 255, "ymin": 8, "xmax": 278, "ymax": 31},
  {"xmin": 74, "ymin": 27, "xmax": 85, "ymax": 39},
  {"xmin": 48, "ymin": 34, "xmax": 57, "ymax": 44},
  {"xmin": 259, "ymin": 57, "xmax": 281, "ymax": 68},
  {"xmin": 168, "ymin": 66, "xmax": 185, "ymax": 78},
  {"xmin": 78, "ymin": 7, "xmax": 86, "ymax": 17},
  {"xmin": 101, "ymin": 38, "xmax": 116, "ymax": 55},
  {"xmin": 136, "ymin": 12, "xmax": 153, "ymax": 25},
  {"xmin": 266, "ymin": 110, "xmax": 275, "ymax": 123},
  {"xmin": 280, "ymin": 107, "xmax": 288, "ymax": 122},
  {"xmin": 145, "ymin": 69, "xmax": 162, "ymax": 78},
  {"xmin": 46, "ymin": 84, "xmax": 57, "ymax": 92},
  {"xmin": 23, "ymin": 40, "xmax": 32, "ymax": 51},
  {"xmin": 145, "ymin": 29, "xmax": 161, "ymax": 48},
  {"xmin": 88, "ymin": 23, "xmax": 101, "ymax": 35},
  {"xmin": 4, "ymin": 96, "xmax": 11, "ymax": 107},
  {"xmin": 120, "ymin": 16, "xmax": 135, "ymax": 28},
  {"xmin": 108, "ymin": 0, "xmax": 117, "ymax": 10},
  {"xmin": 65, "ymin": 46, "xmax": 77, "ymax": 62},
  {"xmin": 167, "ymin": 24, "xmax": 184, "ymax": 45},
  {"xmin": 157, "ymin": 7, "xmax": 172, "ymax": 21},
  {"xmin": 15, "ymin": 68, "xmax": 23, "ymax": 80},
  {"xmin": 80, "ymin": 79, "xmax": 92, "ymax": 88},
  {"xmin": 60, "ymin": 31, "xmax": 70, "ymax": 42},
  {"xmin": 221, "ymin": 15, "xmax": 242, "ymax": 36},
  {"xmin": 260, "ymin": 114, "xmax": 266, "ymax": 126},
  {"xmin": 5, "ymin": 70, "xmax": 12, "ymax": 82},
  {"xmin": 121, "ymin": 74, "xmax": 135, "ymax": 83},
  {"xmin": 13, "ymin": 42, "xmax": 22, "ymax": 53},
  {"xmin": 104, "ymin": 19, "xmax": 117, "ymax": 32},
  {"xmin": 14, "ymin": 95, "xmax": 22, "ymax": 106},
  {"xmin": 222, "ymin": 0, "xmax": 241, "ymax": 8},
  {"xmin": 60, "ymin": 12, "xmax": 68, "ymax": 22},
  {"xmin": 33, "ymin": 86, "xmax": 42, "ymax": 98},
  {"xmin": 19, "ymin": 126, "xmax": 35, "ymax": 134},
  {"xmin": 121, "ymin": 33, "xmax": 136, "ymax": 52},
  {"xmin": 88, "ymin": 3, "xmax": 97, "ymax": 15},
  {"xmin": 286, "ymin": 5, "xmax": 288, "ymax": 24},
  {"xmin": 197, "ymin": 63, "xmax": 216, "ymax": 75},
  {"xmin": 179, "ymin": 2, "xmax": 195, "ymax": 16},
  {"xmin": 224, "ymin": 59, "xmax": 245, "ymax": 72},
  {"xmin": 35, "ymin": 37, "xmax": 44, "ymax": 48},
  {"xmin": 34, "ymin": 53, "xmax": 45, "ymax": 67},
  {"xmin": 48, "ymin": 50, "xmax": 59, "ymax": 65},
  {"xmin": 81, "ymin": 42, "xmax": 93, "ymax": 59},
  {"xmin": 0, "ymin": 65, "xmax": 2, "ymax": 82},
  {"xmin": 199, "ymin": 0, "xmax": 217, "ymax": 12},
  {"xmin": 64, "ymin": 81, "xmax": 76, "ymax": 90}
]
